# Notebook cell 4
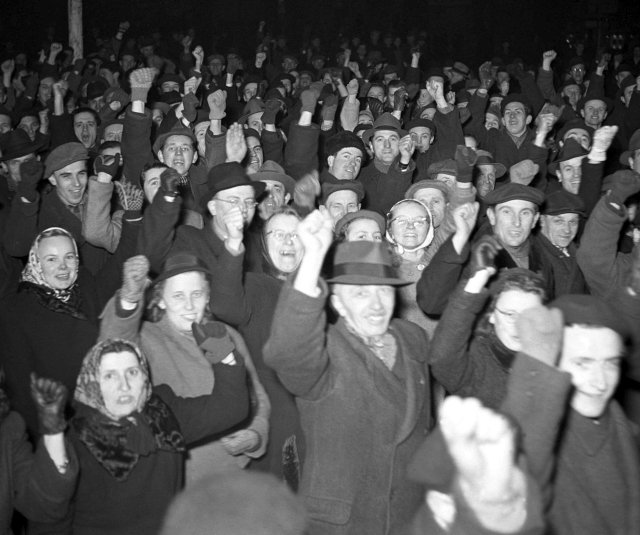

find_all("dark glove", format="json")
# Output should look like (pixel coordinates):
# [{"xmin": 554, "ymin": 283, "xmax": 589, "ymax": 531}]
[
  {"xmin": 367, "ymin": 97, "xmax": 384, "ymax": 120},
  {"xmin": 321, "ymin": 94, "xmax": 339, "ymax": 122},
  {"xmin": 454, "ymin": 145, "xmax": 478, "ymax": 184},
  {"xmin": 262, "ymin": 99, "xmax": 281, "ymax": 125},
  {"xmin": 182, "ymin": 92, "xmax": 199, "ymax": 123},
  {"xmin": 192, "ymin": 321, "xmax": 237, "ymax": 364},
  {"xmin": 25, "ymin": 73, "xmax": 40, "ymax": 100},
  {"xmin": 30, "ymin": 373, "xmax": 67, "ymax": 435},
  {"xmin": 393, "ymin": 88, "xmax": 408, "ymax": 112},
  {"xmin": 300, "ymin": 88, "xmax": 319, "ymax": 114},
  {"xmin": 159, "ymin": 167, "xmax": 181, "ymax": 198},
  {"xmin": 93, "ymin": 153, "xmax": 121, "ymax": 177},
  {"xmin": 606, "ymin": 170, "xmax": 640, "ymax": 207},
  {"xmin": 17, "ymin": 159, "xmax": 43, "ymax": 201},
  {"xmin": 469, "ymin": 235, "xmax": 502, "ymax": 275}
]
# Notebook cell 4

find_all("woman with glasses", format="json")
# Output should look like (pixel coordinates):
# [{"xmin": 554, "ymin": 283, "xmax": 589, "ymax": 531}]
[
  {"xmin": 385, "ymin": 199, "xmax": 435, "ymax": 334},
  {"xmin": 0, "ymin": 222, "xmax": 139, "ymax": 436}
]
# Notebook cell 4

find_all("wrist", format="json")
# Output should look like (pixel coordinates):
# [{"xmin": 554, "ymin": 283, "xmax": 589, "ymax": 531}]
[{"xmin": 96, "ymin": 172, "xmax": 113, "ymax": 183}]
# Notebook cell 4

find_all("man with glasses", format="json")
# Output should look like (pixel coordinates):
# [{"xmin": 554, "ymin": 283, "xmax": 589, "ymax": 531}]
[{"xmin": 171, "ymin": 161, "xmax": 265, "ymax": 277}]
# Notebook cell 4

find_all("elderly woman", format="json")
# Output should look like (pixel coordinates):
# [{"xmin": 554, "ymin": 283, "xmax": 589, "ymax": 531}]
[
  {"xmin": 385, "ymin": 199, "xmax": 436, "ymax": 334},
  {"xmin": 0, "ymin": 222, "xmax": 138, "ymax": 435},
  {"xmin": 99, "ymin": 253, "xmax": 270, "ymax": 483},
  {"xmin": 56, "ymin": 338, "xmax": 248, "ymax": 535}
]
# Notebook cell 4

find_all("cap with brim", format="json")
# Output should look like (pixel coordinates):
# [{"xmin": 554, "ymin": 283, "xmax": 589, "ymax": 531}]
[
  {"xmin": 204, "ymin": 162, "xmax": 266, "ymax": 209},
  {"xmin": 542, "ymin": 189, "xmax": 585, "ymax": 216},
  {"xmin": 550, "ymin": 294, "xmax": 630, "ymax": 340},
  {"xmin": 483, "ymin": 183, "xmax": 545, "ymax": 206},
  {"xmin": 426, "ymin": 159, "xmax": 457, "ymax": 180},
  {"xmin": 0, "ymin": 129, "xmax": 46, "ymax": 162},
  {"xmin": 557, "ymin": 119, "xmax": 592, "ymax": 142},
  {"xmin": 620, "ymin": 129, "xmax": 640, "ymax": 166},
  {"xmin": 321, "ymin": 180, "xmax": 365, "ymax": 204},
  {"xmin": 238, "ymin": 98, "xmax": 265, "ymax": 125},
  {"xmin": 362, "ymin": 112, "xmax": 407, "ymax": 144},
  {"xmin": 326, "ymin": 240, "xmax": 409, "ymax": 286},
  {"xmin": 44, "ymin": 142, "xmax": 89, "ymax": 177},
  {"xmin": 154, "ymin": 252, "xmax": 210, "ymax": 285},
  {"xmin": 548, "ymin": 138, "xmax": 588, "ymax": 174},
  {"xmin": 405, "ymin": 118, "xmax": 436, "ymax": 136},
  {"xmin": 475, "ymin": 150, "xmax": 506, "ymax": 178},
  {"xmin": 334, "ymin": 209, "xmax": 386, "ymax": 237},
  {"xmin": 405, "ymin": 179, "xmax": 451, "ymax": 200},
  {"xmin": 152, "ymin": 124, "xmax": 197, "ymax": 155},
  {"xmin": 250, "ymin": 160, "xmax": 296, "ymax": 196},
  {"xmin": 578, "ymin": 93, "xmax": 613, "ymax": 113}
]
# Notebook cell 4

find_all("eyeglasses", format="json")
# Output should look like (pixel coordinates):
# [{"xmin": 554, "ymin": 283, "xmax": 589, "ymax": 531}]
[
  {"xmin": 390, "ymin": 216, "xmax": 428, "ymax": 228},
  {"xmin": 215, "ymin": 197, "xmax": 258, "ymax": 209},
  {"xmin": 266, "ymin": 230, "xmax": 299, "ymax": 242}
]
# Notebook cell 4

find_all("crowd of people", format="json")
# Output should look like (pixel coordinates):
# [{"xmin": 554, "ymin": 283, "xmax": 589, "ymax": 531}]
[{"xmin": 1, "ymin": 14, "xmax": 640, "ymax": 535}]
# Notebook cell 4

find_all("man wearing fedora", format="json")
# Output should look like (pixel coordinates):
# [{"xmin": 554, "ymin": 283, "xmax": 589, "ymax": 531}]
[
  {"xmin": 358, "ymin": 112, "xmax": 416, "ymax": 215},
  {"xmin": 171, "ymin": 161, "xmax": 265, "ymax": 277},
  {"xmin": 264, "ymin": 208, "xmax": 434, "ymax": 534}
]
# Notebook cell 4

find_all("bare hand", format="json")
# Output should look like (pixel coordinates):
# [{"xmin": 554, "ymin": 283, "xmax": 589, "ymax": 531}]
[
  {"xmin": 398, "ymin": 135, "xmax": 416, "ymax": 163},
  {"xmin": 222, "ymin": 205, "xmax": 245, "ymax": 240},
  {"xmin": 293, "ymin": 170, "xmax": 320, "ymax": 208},
  {"xmin": 297, "ymin": 207, "xmax": 334, "ymax": 257},
  {"xmin": 120, "ymin": 255, "xmax": 150, "ymax": 303},
  {"xmin": 192, "ymin": 45, "xmax": 204, "ymax": 65},
  {"xmin": 452, "ymin": 202, "xmax": 480, "ymax": 239},
  {"xmin": 516, "ymin": 306, "xmax": 564, "ymax": 367},
  {"xmin": 225, "ymin": 123, "xmax": 247, "ymax": 163}
]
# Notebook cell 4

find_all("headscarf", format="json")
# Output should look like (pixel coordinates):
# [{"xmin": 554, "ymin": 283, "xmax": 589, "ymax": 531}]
[
  {"xmin": 386, "ymin": 199, "xmax": 435, "ymax": 254},
  {"xmin": 72, "ymin": 339, "xmax": 185, "ymax": 481},
  {"xmin": 21, "ymin": 227, "xmax": 80, "ymax": 301},
  {"xmin": 20, "ymin": 227, "xmax": 84, "ymax": 318},
  {"xmin": 260, "ymin": 208, "xmax": 302, "ymax": 281}
]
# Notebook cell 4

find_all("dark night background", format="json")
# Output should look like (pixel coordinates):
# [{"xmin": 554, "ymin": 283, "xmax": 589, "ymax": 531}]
[{"xmin": 1, "ymin": 0, "xmax": 639, "ymax": 66}]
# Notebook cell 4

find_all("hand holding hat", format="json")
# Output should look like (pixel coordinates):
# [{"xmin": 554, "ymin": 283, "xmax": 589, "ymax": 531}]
[{"xmin": 120, "ymin": 255, "xmax": 150, "ymax": 304}]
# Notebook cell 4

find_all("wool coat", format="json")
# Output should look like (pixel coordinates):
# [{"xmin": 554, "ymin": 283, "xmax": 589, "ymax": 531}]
[{"xmin": 264, "ymin": 283, "xmax": 433, "ymax": 535}]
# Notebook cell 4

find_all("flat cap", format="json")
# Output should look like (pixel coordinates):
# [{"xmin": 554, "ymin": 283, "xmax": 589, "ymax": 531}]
[
  {"xmin": 542, "ymin": 190, "xmax": 585, "ymax": 215},
  {"xmin": 483, "ymin": 183, "xmax": 545, "ymax": 206},
  {"xmin": 44, "ymin": 142, "xmax": 89, "ymax": 177}
]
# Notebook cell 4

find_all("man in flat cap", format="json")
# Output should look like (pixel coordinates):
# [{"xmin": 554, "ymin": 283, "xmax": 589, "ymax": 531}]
[
  {"xmin": 3, "ymin": 141, "xmax": 113, "ymax": 274},
  {"xmin": 534, "ymin": 189, "xmax": 588, "ymax": 296}
]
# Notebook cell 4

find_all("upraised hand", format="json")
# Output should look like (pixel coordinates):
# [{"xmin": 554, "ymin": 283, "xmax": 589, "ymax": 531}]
[
  {"xmin": 398, "ymin": 134, "xmax": 416, "ymax": 163},
  {"xmin": 590, "ymin": 125, "xmax": 618, "ymax": 162},
  {"xmin": 159, "ymin": 167, "xmax": 181, "ymax": 199},
  {"xmin": 516, "ymin": 306, "xmax": 564, "ymax": 367},
  {"xmin": 94, "ymin": 153, "xmax": 121, "ymax": 179},
  {"xmin": 17, "ymin": 159, "xmax": 43, "ymax": 201},
  {"xmin": 297, "ymin": 206, "xmax": 334, "ymax": 258},
  {"xmin": 469, "ymin": 234, "xmax": 502, "ymax": 276},
  {"xmin": 207, "ymin": 89, "xmax": 227, "ymax": 120},
  {"xmin": 293, "ymin": 170, "xmax": 320, "ymax": 209},
  {"xmin": 31, "ymin": 373, "xmax": 67, "ymax": 435},
  {"xmin": 225, "ymin": 123, "xmax": 247, "ymax": 163},
  {"xmin": 120, "ymin": 255, "xmax": 150, "ymax": 304}
]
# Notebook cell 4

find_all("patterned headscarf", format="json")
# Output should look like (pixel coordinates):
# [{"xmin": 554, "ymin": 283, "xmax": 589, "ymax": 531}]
[
  {"xmin": 74, "ymin": 338, "xmax": 152, "ymax": 420},
  {"xmin": 21, "ymin": 227, "xmax": 79, "ymax": 303},
  {"xmin": 72, "ymin": 339, "xmax": 184, "ymax": 481}
]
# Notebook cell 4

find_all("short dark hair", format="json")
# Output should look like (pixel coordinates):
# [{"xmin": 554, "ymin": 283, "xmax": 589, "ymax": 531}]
[{"xmin": 73, "ymin": 107, "xmax": 101, "ymax": 126}]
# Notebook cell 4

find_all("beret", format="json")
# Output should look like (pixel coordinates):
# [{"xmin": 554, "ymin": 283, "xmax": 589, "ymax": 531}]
[
  {"xmin": 405, "ymin": 179, "xmax": 450, "ymax": 200},
  {"xmin": 44, "ymin": 142, "xmax": 89, "ymax": 177},
  {"xmin": 321, "ymin": 180, "xmax": 365, "ymax": 204}
]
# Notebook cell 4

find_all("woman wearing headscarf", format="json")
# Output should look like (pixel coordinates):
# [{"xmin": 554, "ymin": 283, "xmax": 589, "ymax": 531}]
[
  {"xmin": 0, "ymin": 220, "xmax": 139, "ymax": 435},
  {"xmin": 386, "ymin": 199, "xmax": 436, "ymax": 335},
  {"xmin": 99, "ymin": 253, "xmax": 270, "ymax": 484},
  {"xmin": 210, "ymin": 207, "xmax": 306, "ymax": 487},
  {"xmin": 47, "ymin": 337, "xmax": 248, "ymax": 535}
]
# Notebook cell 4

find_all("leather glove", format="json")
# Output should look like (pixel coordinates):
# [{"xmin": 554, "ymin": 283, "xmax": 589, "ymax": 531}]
[
  {"xmin": 17, "ymin": 159, "xmax": 43, "ymax": 201},
  {"xmin": 31, "ymin": 373, "xmax": 67, "ymax": 435},
  {"xmin": 159, "ymin": 167, "xmax": 181, "ymax": 198},
  {"xmin": 469, "ymin": 235, "xmax": 502, "ymax": 275},
  {"xmin": 94, "ymin": 153, "xmax": 121, "ymax": 178},
  {"xmin": 606, "ymin": 170, "xmax": 640, "ymax": 207},
  {"xmin": 454, "ymin": 145, "xmax": 478, "ymax": 184},
  {"xmin": 262, "ymin": 99, "xmax": 281, "ymax": 125},
  {"xmin": 321, "ymin": 94, "xmax": 339, "ymax": 122},
  {"xmin": 182, "ymin": 92, "xmax": 199, "ymax": 123}
]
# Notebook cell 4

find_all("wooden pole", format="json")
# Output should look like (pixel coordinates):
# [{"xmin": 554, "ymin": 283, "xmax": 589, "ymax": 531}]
[{"xmin": 68, "ymin": 0, "xmax": 83, "ymax": 60}]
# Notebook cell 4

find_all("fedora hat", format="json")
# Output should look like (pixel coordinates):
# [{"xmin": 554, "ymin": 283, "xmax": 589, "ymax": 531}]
[
  {"xmin": 154, "ymin": 252, "xmax": 210, "ymax": 285},
  {"xmin": 334, "ymin": 209, "xmax": 386, "ymax": 237},
  {"xmin": 0, "ymin": 129, "xmax": 46, "ymax": 162},
  {"xmin": 326, "ymin": 241, "xmax": 409, "ymax": 286},
  {"xmin": 204, "ymin": 162, "xmax": 266, "ymax": 208},
  {"xmin": 548, "ymin": 138, "xmax": 588, "ymax": 174},
  {"xmin": 250, "ymin": 160, "xmax": 296, "ymax": 196},
  {"xmin": 362, "ymin": 113, "xmax": 407, "ymax": 144},
  {"xmin": 475, "ymin": 150, "xmax": 506, "ymax": 178},
  {"xmin": 620, "ymin": 129, "xmax": 640, "ymax": 166}
]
